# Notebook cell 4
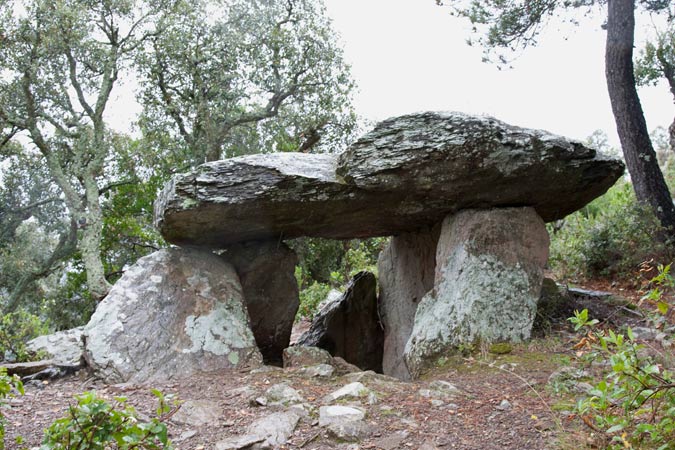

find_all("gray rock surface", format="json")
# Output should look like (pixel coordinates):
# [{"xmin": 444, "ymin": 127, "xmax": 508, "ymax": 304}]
[
  {"xmin": 261, "ymin": 383, "xmax": 305, "ymax": 406},
  {"xmin": 172, "ymin": 399, "xmax": 222, "ymax": 427},
  {"xmin": 298, "ymin": 271, "xmax": 383, "ymax": 372},
  {"xmin": 155, "ymin": 112, "xmax": 623, "ymax": 247},
  {"xmin": 27, "ymin": 327, "xmax": 84, "ymax": 366},
  {"xmin": 222, "ymin": 240, "xmax": 299, "ymax": 365},
  {"xmin": 83, "ymin": 248, "xmax": 262, "ymax": 383},
  {"xmin": 378, "ymin": 226, "xmax": 440, "ymax": 380},
  {"xmin": 216, "ymin": 409, "xmax": 302, "ymax": 450},
  {"xmin": 336, "ymin": 111, "xmax": 624, "ymax": 223},
  {"xmin": 404, "ymin": 208, "xmax": 549, "ymax": 378},
  {"xmin": 319, "ymin": 405, "xmax": 366, "ymax": 427},
  {"xmin": 282, "ymin": 346, "xmax": 333, "ymax": 368},
  {"xmin": 323, "ymin": 382, "xmax": 371, "ymax": 403}
]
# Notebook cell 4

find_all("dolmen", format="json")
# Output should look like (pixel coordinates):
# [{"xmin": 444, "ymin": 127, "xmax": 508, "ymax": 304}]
[{"xmin": 83, "ymin": 111, "xmax": 624, "ymax": 382}]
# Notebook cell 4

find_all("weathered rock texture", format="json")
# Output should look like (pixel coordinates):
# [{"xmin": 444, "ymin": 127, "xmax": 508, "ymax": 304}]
[
  {"xmin": 298, "ymin": 272, "xmax": 383, "ymax": 372},
  {"xmin": 404, "ymin": 208, "xmax": 549, "ymax": 378},
  {"xmin": 83, "ymin": 248, "xmax": 261, "ymax": 383},
  {"xmin": 336, "ymin": 111, "xmax": 624, "ymax": 223},
  {"xmin": 378, "ymin": 225, "xmax": 440, "ymax": 380},
  {"xmin": 155, "ymin": 112, "xmax": 623, "ymax": 247},
  {"xmin": 222, "ymin": 241, "xmax": 299, "ymax": 365},
  {"xmin": 27, "ymin": 327, "xmax": 84, "ymax": 366}
]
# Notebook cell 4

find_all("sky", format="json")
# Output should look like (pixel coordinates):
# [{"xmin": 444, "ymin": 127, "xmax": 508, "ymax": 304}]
[
  {"xmin": 319, "ymin": 0, "xmax": 673, "ymax": 148},
  {"xmin": 105, "ymin": 0, "xmax": 674, "ymax": 149}
]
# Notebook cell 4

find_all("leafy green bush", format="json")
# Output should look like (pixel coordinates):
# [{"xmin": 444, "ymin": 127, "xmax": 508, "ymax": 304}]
[
  {"xmin": 0, "ymin": 368, "xmax": 24, "ymax": 450},
  {"xmin": 570, "ymin": 305, "xmax": 675, "ymax": 449},
  {"xmin": 295, "ymin": 269, "xmax": 333, "ymax": 320},
  {"xmin": 549, "ymin": 181, "xmax": 667, "ymax": 280},
  {"xmin": 40, "ymin": 390, "xmax": 173, "ymax": 450},
  {"xmin": 0, "ymin": 310, "xmax": 49, "ymax": 362}
]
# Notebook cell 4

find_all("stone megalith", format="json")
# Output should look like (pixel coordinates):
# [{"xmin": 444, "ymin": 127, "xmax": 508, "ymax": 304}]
[
  {"xmin": 298, "ymin": 272, "xmax": 383, "ymax": 372},
  {"xmin": 83, "ymin": 248, "xmax": 261, "ymax": 383},
  {"xmin": 154, "ymin": 112, "xmax": 624, "ymax": 248},
  {"xmin": 378, "ymin": 225, "xmax": 440, "ymax": 380},
  {"xmin": 404, "ymin": 208, "xmax": 550, "ymax": 378},
  {"xmin": 222, "ymin": 240, "xmax": 299, "ymax": 365}
]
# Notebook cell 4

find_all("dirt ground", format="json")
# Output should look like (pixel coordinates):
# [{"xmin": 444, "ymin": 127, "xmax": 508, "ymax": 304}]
[{"xmin": 3, "ymin": 283, "xmax": 672, "ymax": 450}]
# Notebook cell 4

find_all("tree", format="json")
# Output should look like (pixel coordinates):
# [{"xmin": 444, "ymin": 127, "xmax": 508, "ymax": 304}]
[
  {"xmin": 0, "ymin": 0, "xmax": 169, "ymax": 300},
  {"xmin": 137, "ymin": 0, "xmax": 357, "ymax": 165},
  {"xmin": 438, "ymin": 0, "xmax": 675, "ymax": 238},
  {"xmin": 634, "ymin": 6, "xmax": 675, "ymax": 151}
]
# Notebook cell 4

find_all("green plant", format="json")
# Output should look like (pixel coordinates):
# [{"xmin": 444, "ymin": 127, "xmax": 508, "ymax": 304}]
[
  {"xmin": 1, "ymin": 367, "xmax": 24, "ymax": 450},
  {"xmin": 40, "ymin": 390, "xmax": 173, "ymax": 450},
  {"xmin": 570, "ymin": 309, "xmax": 675, "ymax": 449},
  {"xmin": 296, "ymin": 280, "xmax": 333, "ymax": 320},
  {"xmin": 0, "ymin": 310, "xmax": 49, "ymax": 362},
  {"xmin": 549, "ymin": 181, "xmax": 668, "ymax": 280}
]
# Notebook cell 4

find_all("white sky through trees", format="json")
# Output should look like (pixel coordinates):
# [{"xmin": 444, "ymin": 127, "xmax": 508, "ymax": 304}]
[{"xmin": 106, "ymin": 0, "xmax": 674, "ymax": 149}]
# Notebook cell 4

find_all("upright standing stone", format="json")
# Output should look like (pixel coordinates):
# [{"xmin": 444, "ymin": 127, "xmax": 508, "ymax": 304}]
[
  {"xmin": 298, "ymin": 272, "xmax": 383, "ymax": 372},
  {"xmin": 378, "ymin": 225, "xmax": 440, "ymax": 379},
  {"xmin": 83, "ymin": 248, "xmax": 262, "ymax": 383},
  {"xmin": 222, "ymin": 240, "xmax": 299, "ymax": 365},
  {"xmin": 404, "ymin": 208, "xmax": 549, "ymax": 378}
]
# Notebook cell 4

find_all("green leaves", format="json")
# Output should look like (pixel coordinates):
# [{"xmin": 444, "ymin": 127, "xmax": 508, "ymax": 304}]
[
  {"xmin": 0, "ymin": 367, "xmax": 24, "ymax": 450},
  {"xmin": 40, "ymin": 391, "xmax": 173, "ymax": 450}
]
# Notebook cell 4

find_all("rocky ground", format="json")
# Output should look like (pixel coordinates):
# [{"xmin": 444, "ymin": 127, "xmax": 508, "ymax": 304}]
[{"xmin": 3, "ymin": 283, "xmax": 673, "ymax": 450}]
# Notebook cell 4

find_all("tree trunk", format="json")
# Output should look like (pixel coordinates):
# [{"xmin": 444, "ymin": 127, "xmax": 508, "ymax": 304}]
[
  {"xmin": 605, "ymin": 0, "xmax": 675, "ymax": 237},
  {"xmin": 80, "ymin": 175, "xmax": 112, "ymax": 300}
]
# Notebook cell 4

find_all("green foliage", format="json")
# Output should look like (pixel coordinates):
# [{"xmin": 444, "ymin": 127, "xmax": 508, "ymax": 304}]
[
  {"xmin": 295, "ymin": 276, "xmax": 333, "ymax": 320},
  {"xmin": 293, "ymin": 238, "xmax": 387, "ymax": 320},
  {"xmin": 40, "ymin": 391, "xmax": 173, "ymax": 450},
  {"xmin": 138, "ymin": 0, "xmax": 357, "ymax": 163},
  {"xmin": 549, "ymin": 181, "xmax": 667, "ymax": 280},
  {"xmin": 0, "ymin": 367, "xmax": 24, "ymax": 450},
  {"xmin": 0, "ymin": 310, "xmax": 49, "ymax": 362},
  {"xmin": 571, "ymin": 307, "xmax": 675, "ymax": 449}
]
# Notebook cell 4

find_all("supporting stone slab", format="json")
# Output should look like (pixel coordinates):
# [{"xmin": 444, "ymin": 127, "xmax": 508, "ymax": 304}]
[
  {"xmin": 378, "ymin": 225, "xmax": 440, "ymax": 380},
  {"xmin": 404, "ymin": 208, "xmax": 549, "ymax": 378},
  {"xmin": 222, "ymin": 241, "xmax": 299, "ymax": 365},
  {"xmin": 83, "ymin": 248, "xmax": 262, "ymax": 383}
]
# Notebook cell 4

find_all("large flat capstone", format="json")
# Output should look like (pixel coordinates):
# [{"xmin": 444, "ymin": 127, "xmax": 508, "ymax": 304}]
[{"xmin": 154, "ymin": 112, "xmax": 624, "ymax": 247}]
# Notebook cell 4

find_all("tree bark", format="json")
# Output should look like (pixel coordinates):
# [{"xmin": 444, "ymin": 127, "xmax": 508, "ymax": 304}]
[{"xmin": 605, "ymin": 0, "xmax": 675, "ymax": 237}]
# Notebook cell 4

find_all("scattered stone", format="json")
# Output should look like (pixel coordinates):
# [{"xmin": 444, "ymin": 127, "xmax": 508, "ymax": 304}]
[
  {"xmin": 263, "ymin": 383, "xmax": 304, "ymax": 406},
  {"xmin": 299, "ymin": 364, "xmax": 335, "ymax": 378},
  {"xmin": 298, "ymin": 271, "xmax": 383, "ymax": 372},
  {"xmin": 419, "ymin": 380, "xmax": 462, "ymax": 401},
  {"xmin": 249, "ymin": 365, "xmax": 284, "ymax": 375},
  {"xmin": 631, "ymin": 326, "xmax": 659, "ymax": 341},
  {"xmin": 326, "ymin": 420, "xmax": 370, "ymax": 442},
  {"xmin": 404, "ymin": 208, "xmax": 549, "ymax": 378},
  {"xmin": 171, "ymin": 399, "xmax": 222, "ymax": 427},
  {"xmin": 215, "ymin": 409, "xmax": 301, "ymax": 450},
  {"xmin": 27, "ymin": 327, "xmax": 84, "ymax": 366},
  {"xmin": 323, "ymin": 382, "xmax": 371, "ymax": 403},
  {"xmin": 430, "ymin": 399, "xmax": 444, "ymax": 407},
  {"xmin": 372, "ymin": 430, "xmax": 410, "ymax": 450},
  {"xmin": 331, "ymin": 356, "xmax": 362, "ymax": 375},
  {"xmin": 282, "ymin": 346, "xmax": 332, "ymax": 368},
  {"xmin": 378, "ymin": 225, "xmax": 440, "ymax": 380},
  {"xmin": 318, "ymin": 405, "xmax": 366, "ymax": 427},
  {"xmin": 175, "ymin": 430, "xmax": 197, "ymax": 442},
  {"xmin": 83, "ymin": 248, "xmax": 262, "ymax": 383},
  {"xmin": 496, "ymin": 399, "xmax": 512, "ymax": 411},
  {"xmin": 222, "ymin": 241, "xmax": 299, "ymax": 365}
]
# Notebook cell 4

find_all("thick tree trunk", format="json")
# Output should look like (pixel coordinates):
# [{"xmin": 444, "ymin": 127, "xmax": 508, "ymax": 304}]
[
  {"xmin": 605, "ymin": 0, "xmax": 675, "ymax": 237},
  {"xmin": 81, "ymin": 176, "xmax": 112, "ymax": 300}
]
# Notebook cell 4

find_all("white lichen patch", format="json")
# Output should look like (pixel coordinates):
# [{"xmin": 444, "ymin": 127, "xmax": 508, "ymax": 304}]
[{"xmin": 182, "ymin": 303, "xmax": 254, "ymax": 357}]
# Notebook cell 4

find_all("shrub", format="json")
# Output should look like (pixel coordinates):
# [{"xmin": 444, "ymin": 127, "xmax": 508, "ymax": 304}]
[
  {"xmin": 0, "ymin": 310, "xmax": 49, "ymax": 362},
  {"xmin": 549, "ymin": 181, "xmax": 668, "ymax": 280},
  {"xmin": 40, "ymin": 390, "xmax": 173, "ymax": 450},
  {"xmin": 570, "ymin": 302, "xmax": 675, "ymax": 448},
  {"xmin": 0, "ymin": 368, "xmax": 24, "ymax": 450}
]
